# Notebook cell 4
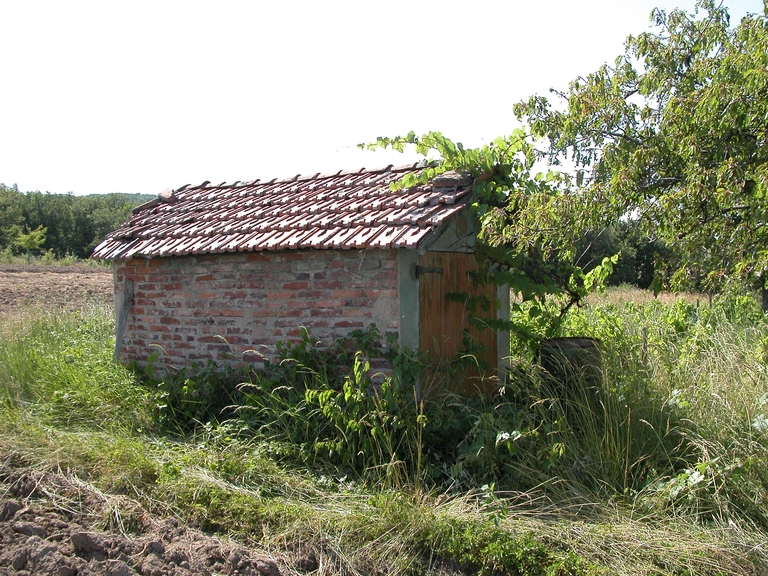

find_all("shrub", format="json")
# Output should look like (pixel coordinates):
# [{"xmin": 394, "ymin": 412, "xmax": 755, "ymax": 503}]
[{"xmin": 147, "ymin": 361, "xmax": 246, "ymax": 435}]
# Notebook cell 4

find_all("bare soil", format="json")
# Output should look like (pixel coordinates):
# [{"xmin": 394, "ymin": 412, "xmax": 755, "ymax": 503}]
[
  {"xmin": 0, "ymin": 456, "xmax": 288, "ymax": 576},
  {"xmin": 0, "ymin": 265, "xmax": 303, "ymax": 576},
  {"xmin": 0, "ymin": 264, "xmax": 114, "ymax": 316}
]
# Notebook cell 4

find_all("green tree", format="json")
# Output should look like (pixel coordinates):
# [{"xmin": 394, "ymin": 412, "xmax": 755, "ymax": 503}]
[
  {"xmin": 575, "ymin": 221, "xmax": 675, "ymax": 289},
  {"xmin": 83, "ymin": 194, "xmax": 144, "ymax": 257},
  {"xmin": 0, "ymin": 184, "xmax": 23, "ymax": 250},
  {"xmin": 366, "ymin": 1, "xmax": 768, "ymax": 335},
  {"xmin": 514, "ymin": 0, "xmax": 768, "ymax": 293},
  {"xmin": 15, "ymin": 225, "xmax": 47, "ymax": 262},
  {"xmin": 20, "ymin": 191, "xmax": 74, "ymax": 257},
  {"xmin": 13, "ymin": 191, "xmax": 150, "ymax": 259}
]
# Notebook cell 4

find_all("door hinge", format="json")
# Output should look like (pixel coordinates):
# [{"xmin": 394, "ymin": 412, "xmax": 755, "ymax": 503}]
[{"xmin": 415, "ymin": 266, "xmax": 444, "ymax": 277}]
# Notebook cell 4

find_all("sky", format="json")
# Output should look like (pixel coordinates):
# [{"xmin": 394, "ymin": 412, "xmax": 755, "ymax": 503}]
[{"xmin": 1, "ymin": 0, "xmax": 763, "ymax": 196}]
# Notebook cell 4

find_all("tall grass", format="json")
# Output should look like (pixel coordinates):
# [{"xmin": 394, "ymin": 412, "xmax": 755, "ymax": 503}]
[
  {"xmin": 0, "ymin": 305, "xmax": 151, "ymax": 432},
  {"xmin": 1, "ymin": 294, "xmax": 767, "ymax": 574},
  {"xmin": 564, "ymin": 293, "xmax": 768, "ymax": 528},
  {"xmin": 0, "ymin": 247, "xmax": 109, "ymax": 267}
]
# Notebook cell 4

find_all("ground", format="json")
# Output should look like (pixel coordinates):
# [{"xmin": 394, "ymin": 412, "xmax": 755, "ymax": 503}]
[
  {"xmin": 0, "ymin": 264, "xmax": 114, "ymax": 316},
  {"xmin": 0, "ymin": 264, "xmax": 300, "ymax": 576},
  {"xmin": 0, "ymin": 457, "xmax": 287, "ymax": 576}
]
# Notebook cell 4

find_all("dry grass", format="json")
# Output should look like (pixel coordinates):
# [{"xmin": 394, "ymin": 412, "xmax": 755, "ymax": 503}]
[{"xmin": 584, "ymin": 284, "xmax": 707, "ymax": 307}]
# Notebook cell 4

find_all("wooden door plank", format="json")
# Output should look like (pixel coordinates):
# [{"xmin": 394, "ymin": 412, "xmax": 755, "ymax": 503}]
[{"xmin": 418, "ymin": 252, "xmax": 497, "ymax": 395}]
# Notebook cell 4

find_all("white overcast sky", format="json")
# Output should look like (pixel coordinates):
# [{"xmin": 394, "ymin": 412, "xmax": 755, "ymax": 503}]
[{"xmin": 1, "ymin": 0, "xmax": 763, "ymax": 196}]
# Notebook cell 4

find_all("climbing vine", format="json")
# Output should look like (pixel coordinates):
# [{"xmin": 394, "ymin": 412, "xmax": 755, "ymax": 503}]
[{"xmin": 362, "ymin": 129, "xmax": 616, "ymax": 342}]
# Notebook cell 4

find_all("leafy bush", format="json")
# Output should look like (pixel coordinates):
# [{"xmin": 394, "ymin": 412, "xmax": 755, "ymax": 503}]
[
  {"xmin": 147, "ymin": 360, "xmax": 246, "ymax": 435},
  {"xmin": 234, "ymin": 327, "xmax": 426, "ymax": 482}
]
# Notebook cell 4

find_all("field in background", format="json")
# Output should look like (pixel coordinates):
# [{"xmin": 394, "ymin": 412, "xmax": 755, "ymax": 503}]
[
  {"xmin": 0, "ymin": 262, "xmax": 112, "ymax": 316},
  {"xmin": 585, "ymin": 283, "xmax": 707, "ymax": 306}
]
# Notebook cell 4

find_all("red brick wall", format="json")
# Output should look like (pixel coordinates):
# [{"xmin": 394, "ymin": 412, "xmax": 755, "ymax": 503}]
[{"xmin": 114, "ymin": 250, "xmax": 400, "ymax": 371}]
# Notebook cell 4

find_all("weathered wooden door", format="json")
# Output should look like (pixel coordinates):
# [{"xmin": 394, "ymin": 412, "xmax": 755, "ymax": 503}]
[{"xmin": 418, "ymin": 252, "xmax": 498, "ymax": 395}]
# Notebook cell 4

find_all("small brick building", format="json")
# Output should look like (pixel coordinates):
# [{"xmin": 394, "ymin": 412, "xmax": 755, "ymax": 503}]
[{"xmin": 93, "ymin": 164, "xmax": 509, "ymax": 392}]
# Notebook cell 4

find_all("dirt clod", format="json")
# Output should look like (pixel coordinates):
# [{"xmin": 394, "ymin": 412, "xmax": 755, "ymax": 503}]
[
  {"xmin": 12, "ymin": 522, "xmax": 48, "ymax": 538},
  {"xmin": 1, "ymin": 500, "xmax": 23, "ymax": 521},
  {"xmin": 0, "ymin": 463, "xmax": 286, "ymax": 576}
]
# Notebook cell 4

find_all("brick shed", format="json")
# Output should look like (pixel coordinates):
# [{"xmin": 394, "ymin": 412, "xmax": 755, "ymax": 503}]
[{"xmin": 93, "ymin": 164, "xmax": 509, "ymax": 392}]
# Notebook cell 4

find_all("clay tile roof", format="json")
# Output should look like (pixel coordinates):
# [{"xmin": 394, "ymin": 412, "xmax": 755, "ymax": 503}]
[{"xmin": 92, "ymin": 164, "xmax": 474, "ymax": 259}]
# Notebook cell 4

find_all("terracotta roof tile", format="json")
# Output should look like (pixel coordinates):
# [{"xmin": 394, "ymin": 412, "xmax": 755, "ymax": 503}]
[
  {"xmin": 393, "ymin": 227, "xmax": 434, "ymax": 249},
  {"xmin": 328, "ymin": 226, "xmax": 361, "ymax": 248},
  {"xmin": 304, "ymin": 227, "xmax": 342, "ymax": 249},
  {"xmin": 346, "ymin": 225, "xmax": 386, "ymax": 249},
  {"xmin": 367, "ymin": 225, "xmax": 409, "ymax": 249},
  {"xmin": 92, "ymin": 164, "xmax": 474, "ymax": 259},
  {"xmin": 168, "ymin": 236, "xmax": 200, "ymax": 255},
  {"xmin": 244, "ymin": 231, "xmax": 279, "ymax": 250}
]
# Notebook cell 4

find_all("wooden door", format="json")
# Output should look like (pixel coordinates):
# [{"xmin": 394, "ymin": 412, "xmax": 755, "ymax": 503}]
[{"xmin": 418, "ymin": 252, "xmax": 498, "ymax": 396}]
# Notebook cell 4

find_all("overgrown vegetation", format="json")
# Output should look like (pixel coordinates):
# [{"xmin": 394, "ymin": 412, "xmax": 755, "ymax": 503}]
[{"xmin": 1, "ymin": 293, "xmax": 767, "ymax": 574}]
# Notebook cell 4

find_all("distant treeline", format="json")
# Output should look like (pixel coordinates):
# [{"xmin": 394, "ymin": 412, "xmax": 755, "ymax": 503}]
[{"xmin": 0, "ymin": 183, "xmax": 153, "ymax": 260}]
